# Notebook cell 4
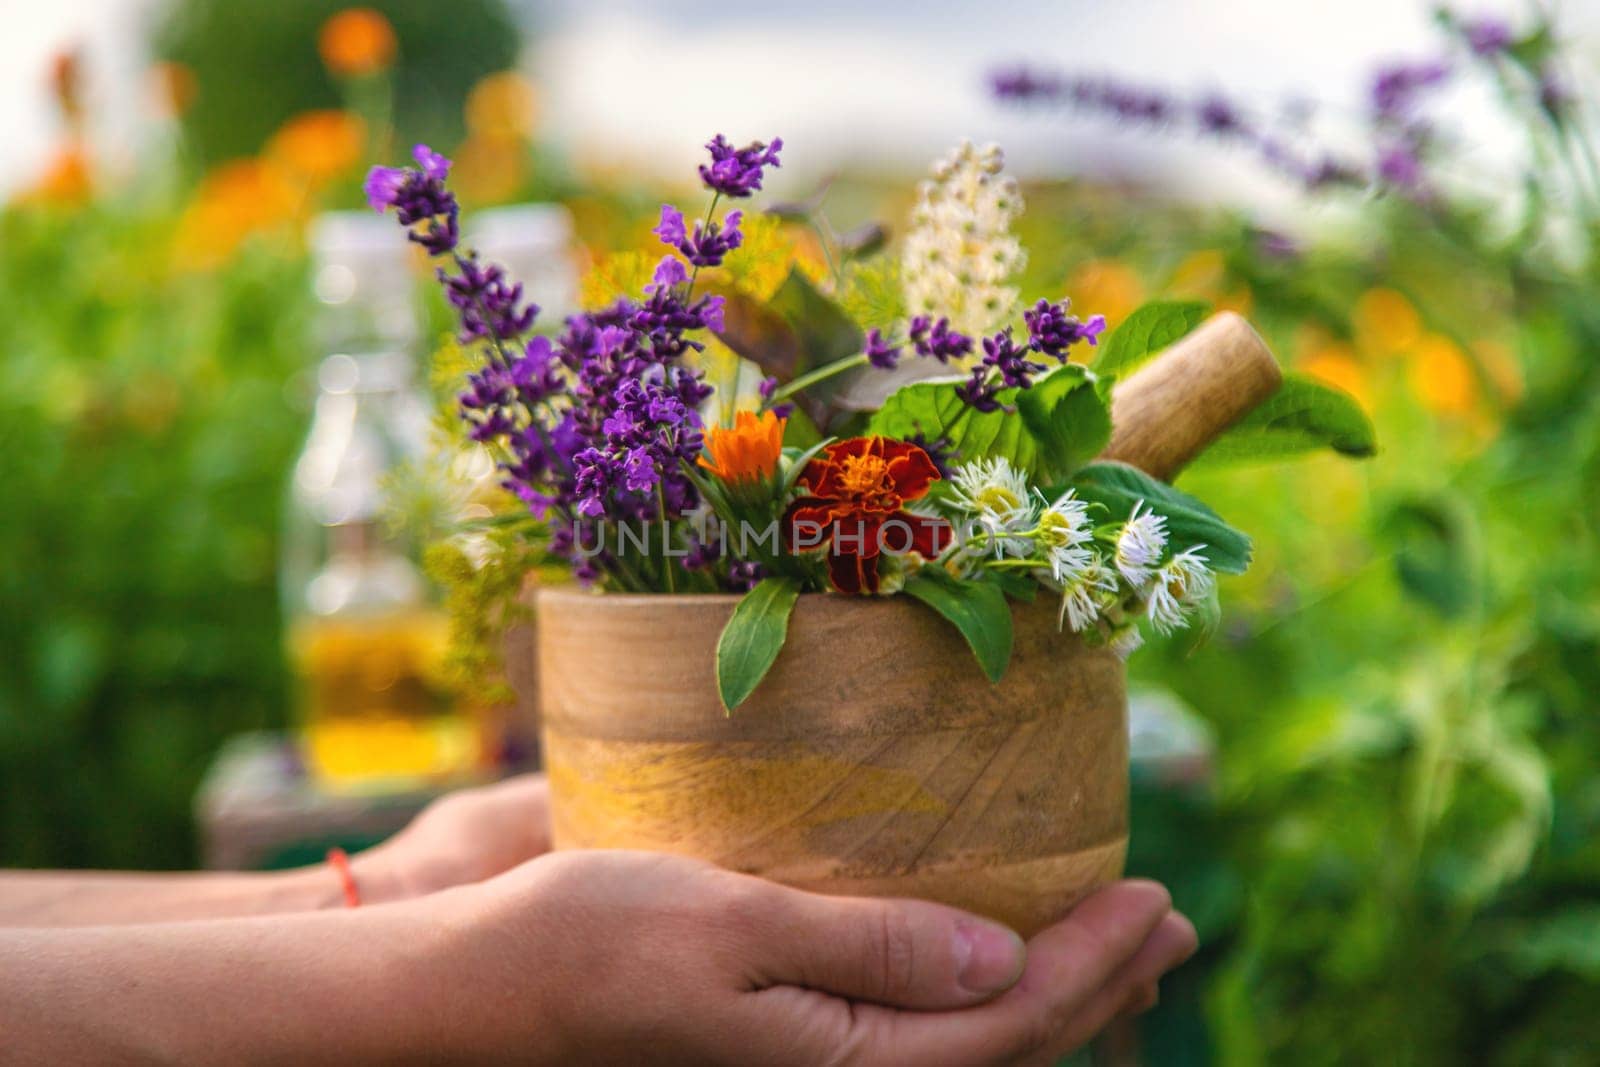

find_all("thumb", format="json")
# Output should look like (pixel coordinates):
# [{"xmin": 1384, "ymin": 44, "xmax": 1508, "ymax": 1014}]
[{"xmin": 751, "ymin": 887, "xmax": 1028, "ymax": 1010}]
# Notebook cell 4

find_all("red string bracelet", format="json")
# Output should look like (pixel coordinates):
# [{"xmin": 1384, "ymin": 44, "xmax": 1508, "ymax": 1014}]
[{"xmin": 326, "ymin": 847, "xmax": 361, "ymax": 908}]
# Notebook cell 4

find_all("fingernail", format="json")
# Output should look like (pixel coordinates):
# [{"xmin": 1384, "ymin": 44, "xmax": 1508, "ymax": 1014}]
[{"xmin": 954, "ymin": 918, "xmax": 1026, "ymax": 994}]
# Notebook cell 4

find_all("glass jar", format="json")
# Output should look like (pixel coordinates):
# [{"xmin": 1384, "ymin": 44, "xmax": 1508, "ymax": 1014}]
[{"xmin": 282, "ymin": 351, "xmax": 474, "ymax": 789}]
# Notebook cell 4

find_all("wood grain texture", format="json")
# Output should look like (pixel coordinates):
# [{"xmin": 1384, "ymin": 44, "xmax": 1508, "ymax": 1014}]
[
  {"xmin": 537, "ymin": 588, "xmax": 1128, "ymax": 936},
  {"xmin": 1099, "ymin": 310, "xmax": 1282, "ymax": 480}
]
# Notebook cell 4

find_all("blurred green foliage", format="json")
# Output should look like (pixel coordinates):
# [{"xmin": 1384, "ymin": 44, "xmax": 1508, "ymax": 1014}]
[
  {"xmin": 153, "ymin": 0, "xmax": 519, "ymax": 168},
  {"xmin": 1015, "ymin": 172, "xmax": 1599, "ymax": 1067},
  {"xmin": 0, "ymin": 204, "xmax": 309, "ymax": 870}
]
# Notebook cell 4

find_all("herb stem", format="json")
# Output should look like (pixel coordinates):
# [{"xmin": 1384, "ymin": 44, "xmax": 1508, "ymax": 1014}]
[{"xmin": 766, "ymin": 353, "xmax": 870, "ymax": 403}]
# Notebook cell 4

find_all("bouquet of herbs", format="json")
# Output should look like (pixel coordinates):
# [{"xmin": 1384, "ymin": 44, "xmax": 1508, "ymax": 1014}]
[{"xmin": 368, "ymin": 136, "xmax": 1369, "ymax": 710}]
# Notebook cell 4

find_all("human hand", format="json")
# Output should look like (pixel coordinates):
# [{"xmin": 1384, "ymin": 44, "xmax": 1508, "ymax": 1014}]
[
  {"xmin": 353, "ymin": 774, "xmax": 552, "ymax": 904},
  {"xmin": 388, "ymin": 849, "xmax": 1197, "ymax": 1065}
]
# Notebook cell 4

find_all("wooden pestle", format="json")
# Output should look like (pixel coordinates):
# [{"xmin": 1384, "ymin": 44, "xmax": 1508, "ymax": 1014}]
[{"xmin": 1096, "ymin": 311, "xmax": 1282, "ymax": 482}]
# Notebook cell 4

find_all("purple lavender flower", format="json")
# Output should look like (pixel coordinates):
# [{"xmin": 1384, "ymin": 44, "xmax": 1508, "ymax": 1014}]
[
  {"xmin": 440, "ymin": 255, "xmax": 538, "ymax": 344},
  {"xmin": 1376, "ymin": 141, "xmax": 1425, "ymax": 190},
  {"xmin": 758, "ymin": 375, "xmax": 794, "ymax": 419},
  {"xmin": 646, "ymin": 255, "xmax": 688, "ymax": 294},
  {"xmin": 1371, "ymin": 60, "xmax": 1451, "ymax": 119},
  {"xmin": 863, "ymin": 328, "xmax": 901, "ymax": 370},
  {"xmin": 368, "ymin": 134, "xmax": 777, "ymax": 586},
  {"xmin": 699, "ymin": 135, "xmax": 783, "ymax": 198},
  {"xmin": 908, "ymin": 315, "xmax": 974, "ymax": 364},
  {"xmin": 1024, "ymin": 298, "xmax": 1106, "ymax": 356},
  {"xmin": 955, "ymin": 329, "xmax": 1049, "ymax": 413},
  {"xmin": 365, "ymin": 143, "xmax": 459, "ymax": 255},
  {"xmin": 1196, "ymin": 94, "xmax": 1249, "ymax": 137},
  {"xmin": 1251, "ymin": 227, "xmax": 1301, "ymax": 261},
  {"xmin": 727, "ymin": 560, "xmax": 766, "ymax": 592},
  {"xmin": 655, "ymin": 205, "xmax": 744, "ymax": 268},
  {"xmin": 1463, "ymin": 17, "xmax": 1513, "ymax": 56},
  {"xmin": 985, "ymin": 328, "xmax": 1048, "ymax": 389}
]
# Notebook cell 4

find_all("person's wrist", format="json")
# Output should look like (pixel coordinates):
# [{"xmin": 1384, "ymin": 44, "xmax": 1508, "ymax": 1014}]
[{"xmin": 376, "ymin": 872, "xmax": 571, "ymax": 1064}]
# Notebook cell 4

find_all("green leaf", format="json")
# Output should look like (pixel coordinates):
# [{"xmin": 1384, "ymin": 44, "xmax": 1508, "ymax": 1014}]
[
  {"xmin": 1193, "ymin": 372, "xmax": 1377, "ymax": 465},
  {"xmin": 1066, "ymin": 461, "xmax": 1253, "ymax": 574},
  {"xmin": 716, "ymin": 578, "xmax": 802, "ymax": 712},
  {"xmin": 766, "ymin": 267, "xmax": 865, "ymax": 375},
  {"xmin": 984, "ymin": 569, "xmax": 1039, "ymax": 603},
  {"xmin": 1095, "ymin": 300, "xmax": 1210, "ymax": 378},
  {"xmin": 1015, "ymin": 363, "xmax": 1113, "ymax": 482},
  {"xmin": 867, "ymin": 364, "xmax": 1108, "ymax": 480},
  {"xmin": 780, "ymin": 405, "xmax": 824, "ymax": 448},
  {"xmin": 902, "ymin": 570, "xmax": 1014, "ymax": 683}
]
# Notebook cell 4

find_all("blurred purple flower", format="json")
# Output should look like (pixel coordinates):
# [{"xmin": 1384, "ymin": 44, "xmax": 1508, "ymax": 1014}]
[
  {"xmin": 1371, "ymin": 60, "xmax": 1451, "ymax": 119},
  {"xmin": 1376, "ymin": 141, "xmax": 1426, "ymax": 190},
  {"xmin": 1463, "ymin": 17, "xmax": 1514, "ymax": 56}
]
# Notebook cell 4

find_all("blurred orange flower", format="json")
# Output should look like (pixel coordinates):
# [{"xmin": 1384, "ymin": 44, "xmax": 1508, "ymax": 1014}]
[
  {"xmin": 450, "ymin": 134, "xmax": 527, "ymax": 204},
  {"xmin": 1408, "ymin": 333, "xmax": 1477, "ymax": 415},
  {"xmin": 1353, "ymin": 288, "xmax": 1422, "ymax": 354},
  {"xmin": 19, "ymin": 143, "xmax": 93, "ymax": 206},
  {"xmin": 466, "ymin": 72, "xmax": 538, "ymax": 139},
  {"xmin": 1068, "ymin": 259, "xmax": 1144, "ymax": 347},
  {"xmin": 318, "ymin": 8, "xmax": 397, "ymax": 78},
  {"xmin": 175, "ymin": 159, "xmax": 300, "ymax": 268},
  {"xmin": 1300, "ymin": 341, "xmax": 1371, "ymax": 410},
  {"xmin": 267, "ymin": 110, "xmax": 366, "ymax": 183}
]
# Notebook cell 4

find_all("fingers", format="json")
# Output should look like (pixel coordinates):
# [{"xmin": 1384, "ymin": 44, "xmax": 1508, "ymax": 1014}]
[
  {"xmin": 1046, "ymin": 910, "xmax": 1197, "ymax": 1053},
  {"xmin": 742, "ymin": 885, "xmax": 1028, "ymax": 1010},
  {"xmin": 833, "ymin": 880, "xmax": 1181, "ymax": 1065}
]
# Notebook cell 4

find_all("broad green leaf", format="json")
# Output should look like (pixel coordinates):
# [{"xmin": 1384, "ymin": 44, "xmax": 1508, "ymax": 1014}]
[
  {"xmin": 709, "ymin": 268, "xmax": 863, "ymax": 388},
  {"xmin": 716, "ymin": 577, "xmax": 802, "ymax": 712},
  {"xmin": 1095, "ymin": 300, "xmax": 1210, "ymax": 378},
  {"xmin": 710, "ymin": 285, "xmax": 805, "ymax": 381},
  {"xmin": 1193, "ymin": 372, "xmax": 1377, "ymax": 465},
  {"xmin": 867, "ymin": 364, "xmax": 1108, "ymax": 480},
  {"xmin": 1066, "ymin": 461, "xmax": 1253, "ymax": 574},
  {"xmin": 766, "ymin": 267, "xmax": 865, "ymax": 375},
  {"xmin": 984, "ymin": 569, "xmax": 1039, "ymax": 603},
  {"xmin": 1015, "ymin": 363, "xmax": 1113, "ymax": 482},
  {"xmin": 903, "ymin": 569, "xmax": 1014, "ymax": 683}
]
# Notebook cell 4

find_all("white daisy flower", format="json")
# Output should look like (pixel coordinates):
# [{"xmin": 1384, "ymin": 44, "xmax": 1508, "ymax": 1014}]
[
  {"xmin": 1114, "ymin": 501, "xmax": 1168, "ymax": 589},
  {"xmin": 950, "ymin": 457, "xmax": 1036, "ymax": 558},
  {"xmin": 1145, "ymin": 546, "xmax": 1214, "ymax": 634},
  {"xmin": 1036, "ymin": 489, "xmax": 1094, "ymax": 581},
  {"xmin": 1056, "ymin": 559, "xmax": 1117, "ymax": 633}
]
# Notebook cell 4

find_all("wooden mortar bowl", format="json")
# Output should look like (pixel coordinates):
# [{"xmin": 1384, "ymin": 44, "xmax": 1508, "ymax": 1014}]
[{"xmin": 535, "ymin": 586, "xmax": 1127, "ymax": 937}]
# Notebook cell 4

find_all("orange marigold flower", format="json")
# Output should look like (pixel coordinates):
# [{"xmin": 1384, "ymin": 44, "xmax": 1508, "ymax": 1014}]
[
  {"xmin": 699, "ymin": 410, "xmax": 785, "ymax": 485},
  {"xmin": 319, "ymin": 8, "xmax": 398, "ymax": 78},
  {"xmin": 784, "ymin": 437, "xmax": 950, "ymax": 595},
  {"xmin": 267, "ymin": 110, "xmax": 366, "ymax": 183}
]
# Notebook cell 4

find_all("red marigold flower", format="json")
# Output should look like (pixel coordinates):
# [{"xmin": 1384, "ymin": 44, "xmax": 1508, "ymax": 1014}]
[{"xmin": 784, "ymin": 436, "xmax": 951, "ymax": 594}]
